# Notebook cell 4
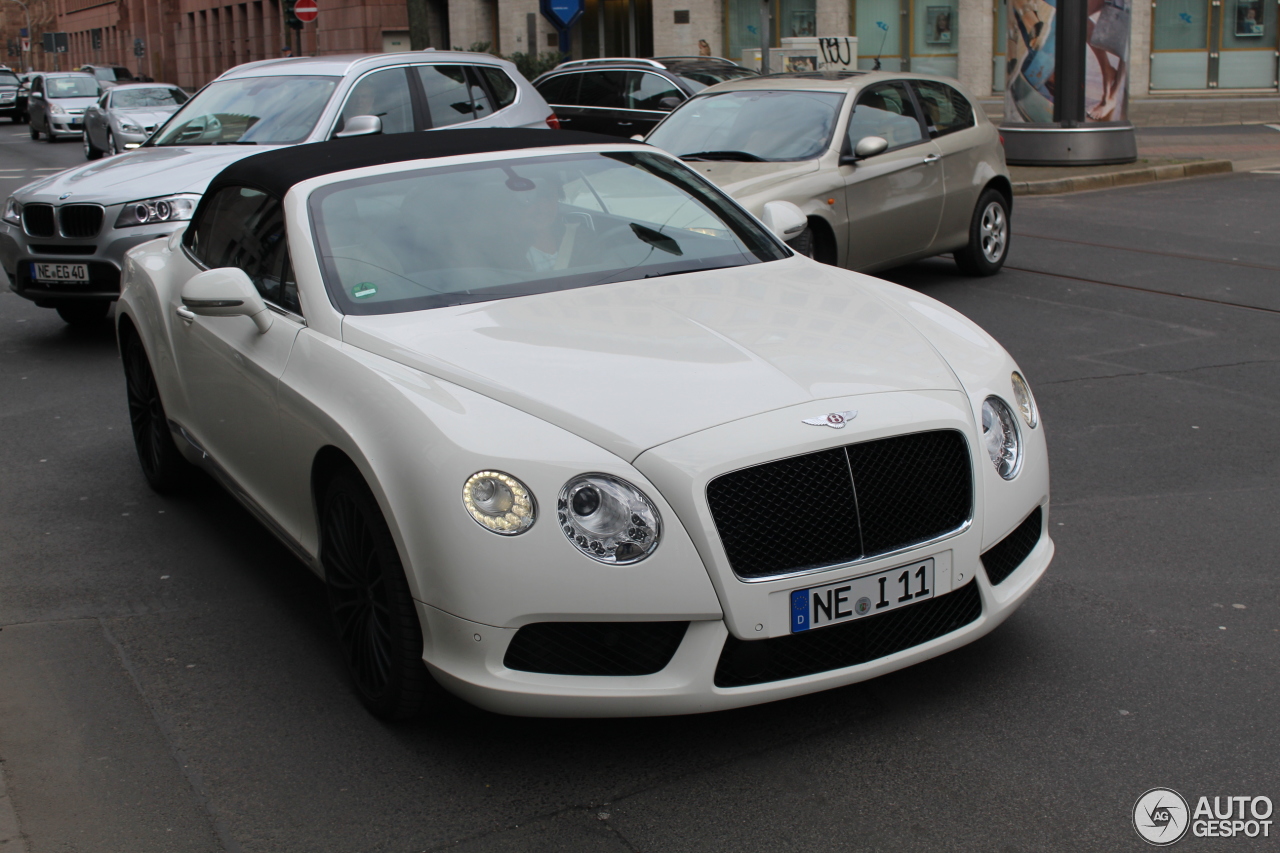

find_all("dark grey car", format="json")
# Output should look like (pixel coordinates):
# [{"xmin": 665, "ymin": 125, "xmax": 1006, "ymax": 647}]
[{"xmin": 0, "ymin": 69, "xmax": 21, "ymax": 122}]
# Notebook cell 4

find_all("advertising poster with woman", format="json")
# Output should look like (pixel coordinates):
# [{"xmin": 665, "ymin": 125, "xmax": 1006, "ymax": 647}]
[{"xmin": 1005, "ymin": 0, "xmax": 1132, "ymax": 123}]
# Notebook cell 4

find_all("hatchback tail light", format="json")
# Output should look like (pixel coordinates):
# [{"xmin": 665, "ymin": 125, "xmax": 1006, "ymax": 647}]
[
  {"xmin": 546, "ymin": 113, "xmax": 561, "ymax": 129},
  {"xmin": 999, "ymin": 134, "xmax": 1005, "ymax": 147}
]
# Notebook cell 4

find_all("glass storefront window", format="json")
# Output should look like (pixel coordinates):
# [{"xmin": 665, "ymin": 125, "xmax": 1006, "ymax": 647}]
[
  {"xmin": 857, "ymin": 0, "xmax": 904, "ymax": 69},
  {"xmin": 1152, "ymin": 0, "xmax": 1207, "ymax": 49}
]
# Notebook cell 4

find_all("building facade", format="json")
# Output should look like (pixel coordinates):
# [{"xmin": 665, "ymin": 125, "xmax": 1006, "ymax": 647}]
[{"xmin": 2, "ymin": 0, "xmax": 1274, "ymax": 95}]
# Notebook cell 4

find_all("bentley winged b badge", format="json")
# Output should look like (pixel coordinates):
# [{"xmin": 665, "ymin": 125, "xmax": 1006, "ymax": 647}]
[{"xmin": 803, "ymin": 410, "xmax": 858, "ymax": 429}]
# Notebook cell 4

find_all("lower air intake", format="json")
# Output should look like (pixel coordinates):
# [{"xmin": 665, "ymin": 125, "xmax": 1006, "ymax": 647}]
[
  {"xmin": 981, "ymin": 506, "xmax": 1043, "ymax": 586},
  {"xmin": 504, "ymin": 621, "xmax": 689, "ymax": 676}
]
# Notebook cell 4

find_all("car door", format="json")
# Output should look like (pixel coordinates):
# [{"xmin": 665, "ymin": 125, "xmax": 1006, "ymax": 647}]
[
  {"xmin": 623, "ymin": 71, "xmax": 684, "ymax": 137},
  {"xmin": 28, "ymin": 75, "xmax": 45, "ymax": 131},
  {"xmin": 909, "ymin": 79, "xmax": 983, "ymax": 251},
  {"xmin": 568, "ymin": 70, "xmax": 630, "ymax": 136},
  {"xmin": 332, "ymin": 66, "xmax": 418, "ymax": 137},
  {"xmin": 840, "ymin": 80, "xmax": 945, "ymax": 271},
  {"xmin": 170, "ymin": 185, "xmax": 305, "ymax": 505},
  {"xmin": 85, "ymin": 91, "xmax": 109, "ymax": 149}
]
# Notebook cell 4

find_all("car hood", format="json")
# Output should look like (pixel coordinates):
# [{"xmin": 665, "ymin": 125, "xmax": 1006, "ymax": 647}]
[
  {"xmin": 49, "ymin": 96, "xmax": 100, "ymax": 111},
  {"xmin": 14, "ymin": 145, "xmax": 278, "ymax": 204},
  {"xmin": 112, "ymin": 107, "xmax": 180, "ymax": 126},
  {"xmin": 341, "ymin": 256, "xmax": 962, "ymax": 462},
  {"xmin": 682, "ymin": 158, "xmax": 820, "ymax": 198}
]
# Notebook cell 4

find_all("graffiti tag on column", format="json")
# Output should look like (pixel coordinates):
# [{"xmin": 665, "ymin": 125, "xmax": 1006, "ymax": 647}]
[{"xmin": 818, "ymin": 37, "xmax": 855, "ymax": 66}]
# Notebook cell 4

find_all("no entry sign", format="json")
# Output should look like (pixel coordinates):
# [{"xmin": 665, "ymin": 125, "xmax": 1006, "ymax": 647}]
[{"xmin": 294, "ymin": 0, "xmax": 317, "ymax": 23}]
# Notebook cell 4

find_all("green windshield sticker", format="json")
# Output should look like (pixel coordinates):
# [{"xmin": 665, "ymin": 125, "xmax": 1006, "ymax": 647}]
[{"xmin": 352, "ymin": 283, "xmax": 377, "ymax": 299}]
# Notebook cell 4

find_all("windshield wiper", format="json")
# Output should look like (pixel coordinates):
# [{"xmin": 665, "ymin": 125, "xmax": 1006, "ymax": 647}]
[
  {"xmin": 680, "ymin": 150, "xmax": 765, "ymax": 162},
  {"xmin": 644, "ymin": 264, "xmax": 732, "ymax": 279}
]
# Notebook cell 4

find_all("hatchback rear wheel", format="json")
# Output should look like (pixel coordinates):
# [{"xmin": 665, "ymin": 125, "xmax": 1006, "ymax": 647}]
[{"xmin": 954, "ymin": 188, "xmax": 1010, "ymax": 276}]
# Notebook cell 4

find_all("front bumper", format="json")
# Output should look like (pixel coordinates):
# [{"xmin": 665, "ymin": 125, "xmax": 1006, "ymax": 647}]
[
  {"xmin": 419, "ymin": 517, "xmax": 1053, "ymax": 717},
  {"xmin": 44, "ymin": 118, "xmax": 85, "ymax": 137},
  {"xmin": 1, "ymin": 219, "xmax": 182, "ymax": 304}
]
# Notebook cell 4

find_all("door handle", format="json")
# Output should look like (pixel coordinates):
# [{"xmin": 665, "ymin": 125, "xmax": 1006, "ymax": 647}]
[
  {"xmin": 176, "ymin": 305, "xmax": 195, "ymax": 324},
  {"xmin": 617, "ymin": 121, "xmax": 634, "ymax": 126},
  {"xmin": 923, "ymin": 153, "xmax": 940, "ymax": 165}
]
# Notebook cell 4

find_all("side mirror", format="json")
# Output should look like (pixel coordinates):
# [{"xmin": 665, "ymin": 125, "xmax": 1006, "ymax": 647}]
[
  {"xmin": 854, "ymin": 135, "xmax": 889, "ymax": 159},
  {"xmin": 181, "ymin": 267, "xmax": 272, "ymax": 333},
  {"xmin": 630, "ymin": 134, "xmax": 645, "ymax": 142},
  {"xmin": 334, "ymin": 114, "xmax": 382, "ymax": 139},
  {"xmin": 658, "ymin": 96, "xmax": 683, "ymax": 110},
  {"xmin": 760, "ymin": 200, "xmax": 808, "ymax": 243}
]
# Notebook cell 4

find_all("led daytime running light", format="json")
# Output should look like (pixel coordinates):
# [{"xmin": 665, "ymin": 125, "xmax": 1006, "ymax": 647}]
[{"xmin": 462, "ymin": 470, "xmax": 535, "ymax": 535}]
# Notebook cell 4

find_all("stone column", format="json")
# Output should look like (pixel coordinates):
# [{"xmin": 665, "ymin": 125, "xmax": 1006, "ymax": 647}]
[
  {"xmin": 957, "ymin": 0, "xmax": 993, "ymax": 95},
  {"xmin": 651, "ymin": 0, "xmax": 723, "ymax": 56},
  {"xmin": 815, "ymin": 0, "xmax": 850, "ymax": 37},
  {"xmin": 1128, "ymin": 0, "xmax": 1150, "ymax": 96}
]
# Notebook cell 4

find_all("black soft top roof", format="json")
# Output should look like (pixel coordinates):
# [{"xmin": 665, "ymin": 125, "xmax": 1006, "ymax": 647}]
[{"xmin": 204, "ymin": 128, "xmax": 627, "ymax": 201}]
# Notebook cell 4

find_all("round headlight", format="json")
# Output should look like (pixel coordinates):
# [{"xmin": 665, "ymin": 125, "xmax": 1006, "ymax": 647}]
[
  {"xmin": 1010, "ymin": 371, "xmax": 1038, "ymax": 428},
  {"xmin": 558, "ymin": 474, "xmax": 662, "ymax": 564},
  {"xmin": 982, "ymin": 397, "xmax": 1022, "ymax": 479},
  {"xmin": 462, "ymin": 471, "xmax": 535, "ymax": 535}
]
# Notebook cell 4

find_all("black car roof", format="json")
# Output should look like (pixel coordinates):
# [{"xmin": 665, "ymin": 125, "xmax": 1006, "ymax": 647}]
[{"xmin": 203, "ymin": 128, "xmax": 626, "ymax": 202}]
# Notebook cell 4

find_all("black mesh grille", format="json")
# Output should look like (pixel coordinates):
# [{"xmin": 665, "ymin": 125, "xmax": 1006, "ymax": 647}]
[
  {"xmin": 714, "ymin": 580, "xmax": 982, "ymax": 687},
  {"xmin": 58, "ymin": 205, "xmax": 104, "ymax": 238},
  {"xmin": 981, "ymin": 506, "xmax": 1043, "ymax": 586},
  {"xmin": 707, "ymin": 430, "xmax": 972, "ymax": 579},
  {"xmin": 706, "ymin": 447, "xmax": 861, "ymax": 578},
  {"xmin": 22, "ymin": 204, "xmax": 55, "ymax": 237},
  {"xmin": 504, "ymin": 621, "xmax": 689, "ymax": 676}
]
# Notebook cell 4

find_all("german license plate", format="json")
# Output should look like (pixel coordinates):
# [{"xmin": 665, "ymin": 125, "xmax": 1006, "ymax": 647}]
[
  {"xmin": 32, "ymin": 262, "xmax": 89, "ymax": 283},
  {"xmin": 790, "ymin": 558, "xmax": 935, "ymax": 633}
]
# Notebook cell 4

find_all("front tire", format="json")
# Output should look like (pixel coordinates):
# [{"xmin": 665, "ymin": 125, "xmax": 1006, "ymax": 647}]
[
  {"xmin": 83, "ymin": 130, "xmax": 102, "ymax": 160},
  {"xmin": 954, "ymin": 188, "xmax": 1010, "ymax": 276},
  {"xmin": 29, "ymin": 122, "xmax": 37, "ymax": 140},
  {"xmin": 787, "ymin": 227, "xmax": 815, "ymax": 259},
  {"xmin": 121, "ymin": 326, "xmax": 192, "ymax": 494},
  {"xmin": 107, "ymin": 129, "xmax": 118, "ymax": 155},
  {"xmin": 320, "ymin": 468, "xmax": 435, "ymax": 721}
]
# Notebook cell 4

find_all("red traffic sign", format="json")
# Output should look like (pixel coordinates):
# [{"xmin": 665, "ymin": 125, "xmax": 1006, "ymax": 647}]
[{"xmin": 294, "ymin": 0, "xmax": 317, "ymax": 22}]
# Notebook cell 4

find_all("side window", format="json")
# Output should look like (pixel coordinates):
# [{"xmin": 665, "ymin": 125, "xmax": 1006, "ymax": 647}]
[
  {"xmin": 465, "ymin": 67, "xmax": 494, "ymax": 118},
  {"xmin": 480, "ymin": 67, "xmax": 518, "ymax": 109},
  {"xmin": 31, "ymin": 77, "xmax": 42, "ymax": 94},
  {"xmin": 416, "ymin": 65, "xmax": 476, "ymax": 127},
  {"xmin": 575, "ymin": 71, "xmax": 627, "ymax": 108},
  {"xmin": 846, "ymin": 82, "xmax": 925, "ymax": 151},
  {"xmin": 911, "ymin": 81, "xmax": 974, "ymax": 136},
  {"xmin": 99, "ymin": 93, "xmax": 110, "ymax": 109},
  {"xmin": 535, "ymin": 73, "xmax": 579, "ymax": 106},
  {"xmin": 184, "ymin": 187, "xmax": 300, "ymax": 315},
  {"xmin": 627, "ymin": 72, "xmax": 682, "ymax": 111},
  {"xmin": 338, "ymin": 68, "xmax": 414, "ymax": 136}
]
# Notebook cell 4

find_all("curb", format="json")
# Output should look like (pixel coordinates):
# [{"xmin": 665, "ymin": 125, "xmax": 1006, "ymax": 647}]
[{"xmin": 1011, "ymin": 159, "xmax": 1234, "ymax": 196}]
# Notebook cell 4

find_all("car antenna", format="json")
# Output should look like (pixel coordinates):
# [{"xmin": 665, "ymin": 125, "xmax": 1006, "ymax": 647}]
[{"xmin": 872, "ymin": 20, "xmax": 889, "ymax": 70}]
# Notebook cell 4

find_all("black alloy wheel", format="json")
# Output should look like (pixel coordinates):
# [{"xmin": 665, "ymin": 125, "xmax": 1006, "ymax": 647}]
[
  {"xmin": 321, "ymin": 469, "xmax": 434, "ymax": 721},
  {"xmin": 122, "ymin": 327, "xmax": 190, "ymax": 494}
]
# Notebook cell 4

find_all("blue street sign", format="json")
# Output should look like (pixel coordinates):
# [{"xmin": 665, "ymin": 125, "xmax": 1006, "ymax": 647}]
[{"xmin": 540, "ymin": 0, "xmax": 583, "ymax": 31}]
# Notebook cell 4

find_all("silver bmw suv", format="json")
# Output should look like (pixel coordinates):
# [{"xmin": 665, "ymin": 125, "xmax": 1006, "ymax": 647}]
[{"xmin": 1, "ymin": 51, "xmax": 557, "ymax": 324}]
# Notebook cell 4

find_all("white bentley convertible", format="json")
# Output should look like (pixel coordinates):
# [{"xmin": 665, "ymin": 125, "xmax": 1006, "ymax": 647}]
[{"xmin": 118, "ymin": 129, "xmax": 1052, "ymax": 720}]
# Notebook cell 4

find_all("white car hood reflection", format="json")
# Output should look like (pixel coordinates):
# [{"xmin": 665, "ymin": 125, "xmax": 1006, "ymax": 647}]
[
  {"xmin": 341, "ymin": 257, "xmax": 961, "ymax": 461},
  {"xmin": 683, "ymin": 158, "xmax": 821, "ymax": 198}
]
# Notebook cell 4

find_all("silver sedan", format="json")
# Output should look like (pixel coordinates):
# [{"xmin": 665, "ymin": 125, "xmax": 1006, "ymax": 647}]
[{"xmin": 82, "ymin": 83, "xmax": 188, "ymax": 159}]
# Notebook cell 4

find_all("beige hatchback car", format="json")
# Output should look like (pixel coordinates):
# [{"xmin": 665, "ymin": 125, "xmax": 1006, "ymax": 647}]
[{"xmin": 644, "ymin": 71, "xmax": 1011, "ymax": 276}]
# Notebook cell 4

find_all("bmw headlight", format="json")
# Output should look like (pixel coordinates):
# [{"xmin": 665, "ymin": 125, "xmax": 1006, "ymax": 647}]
[
  {"xmin": 1010, "ymin": 371, "xmax": 1038, "ymax": 429},
  {"xmin": 462, "ymin": 471, "xmax": 536, "ymax": 535},
  {"xmin": 558, "ymin": 474, "xmax": 661, "ymax": 564},
  {"xmin": 3, "ymin": 197, "xmax": 20, "ymax": 226},
  {"xmin": 114, "ymin": 194, "xmax": 200, "ymax": 228},
  {"xmin": 119, "ymin": 120, "xmax": 142, "ymax": 133},
  {"xmin": 982, "ymin": 397, "xmax": 1022, "ymax": 480}
]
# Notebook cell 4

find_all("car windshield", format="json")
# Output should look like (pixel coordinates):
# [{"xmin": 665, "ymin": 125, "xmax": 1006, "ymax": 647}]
[
  {"xmin": 0, "ymin": 72, "xmax": 18, "ymax": 86},
  {"xmin": 150, "ymin": 75, "xmax": 337, "ymax": 146},
  {"xmin": 310, "ymin": 150, "xmax": 789, "ymax": 315},
  {"xmin": 647, "ymin": 90, "xmax": 845, "ymax": 162},
  {"xmin": 114, "ymin": 87, "xmax": 188, "ymax": 108},
  {"xmin": 48, "ymin": 77, "xmax": 99, "ymax": 98},
  {"xmin": 673, "ymin": 66, "xmax": 758, "ymax": 92}
]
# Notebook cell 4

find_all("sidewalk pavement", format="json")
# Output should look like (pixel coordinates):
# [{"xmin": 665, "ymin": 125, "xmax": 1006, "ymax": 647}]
[{"xmin": 978, "ymin": 96, "xmax": 1280, "ymax": 193}]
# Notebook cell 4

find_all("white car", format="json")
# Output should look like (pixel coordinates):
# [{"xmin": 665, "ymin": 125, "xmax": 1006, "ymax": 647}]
[{"xmin": 117, "ymin": 128, "xmax": 1052, "ymax": 719}]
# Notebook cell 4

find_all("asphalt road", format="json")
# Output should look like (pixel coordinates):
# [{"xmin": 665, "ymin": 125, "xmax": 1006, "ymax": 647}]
[{"xmin": 1, "ymin": 133, "xmax": 1278, "ymax": 852}]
